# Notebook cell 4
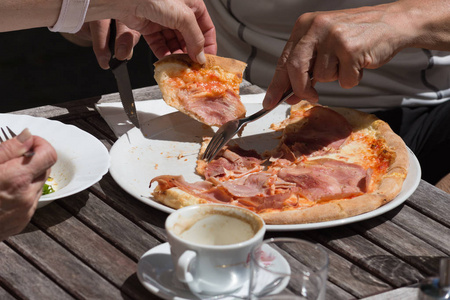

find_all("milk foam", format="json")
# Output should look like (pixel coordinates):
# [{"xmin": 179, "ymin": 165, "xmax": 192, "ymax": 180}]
[{"xmin": 178, "ymin": 214, "xmax": 255, "ymax": 245}]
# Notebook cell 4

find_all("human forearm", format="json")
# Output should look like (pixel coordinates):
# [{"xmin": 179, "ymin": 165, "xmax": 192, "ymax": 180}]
[
  {"xmin": 393, "ymin": 0, "xmax": 450, "ymax": 51},
  {"xmin": 0, "ymin": 0, "xmax": 123, "ymax": 33},
  {"xmin": 0, "ymin": 0, "xmax": 62, "ymax": 32}
]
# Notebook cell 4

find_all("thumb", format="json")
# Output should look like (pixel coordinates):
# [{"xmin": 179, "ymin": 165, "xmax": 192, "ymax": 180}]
[{"xmin": 0, "ymin": 129, "xmax": 33, "ymax": 164}]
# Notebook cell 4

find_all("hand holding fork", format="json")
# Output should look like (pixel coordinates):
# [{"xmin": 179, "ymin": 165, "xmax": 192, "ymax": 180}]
[
  {"xmin": 202, "ymin": 89, "xmax": 294, "ymax": 162},
  {"xmin": 0, "ymin": 127, "xmax": 35, "ymax": 157}
]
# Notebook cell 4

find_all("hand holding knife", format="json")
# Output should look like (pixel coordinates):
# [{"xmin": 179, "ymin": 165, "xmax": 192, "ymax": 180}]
[{"xmin": 109, "ymin": 19, "xmax": 140, "ymax": 128}]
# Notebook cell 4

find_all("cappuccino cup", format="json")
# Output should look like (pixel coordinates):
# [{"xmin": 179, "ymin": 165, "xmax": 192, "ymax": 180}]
[{"xmin": 165, "ymin": 204, "xmax": 266, "ymax": 296}]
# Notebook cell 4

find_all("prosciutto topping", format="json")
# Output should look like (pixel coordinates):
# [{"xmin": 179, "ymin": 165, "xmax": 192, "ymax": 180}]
[
  {"xmin": 150, "ymin": 175, "xmax": 234, "ymax": 203},
  {"xmin": 179, "ymin": 89, "xmax": 246, "ymax": 126},
  {"xmin": 280, "ymin": 106, "xmax": 353, "ymax": 157},
  {"xmin": 151, "ymin": 103, "xmax": 374, "ymax": 213},
  {"xmin": 204, "ymin": 146, "xmax": 264, "ymax": 180},
  {"xmin": 277, "ymin": 158, "xmax": 370, "ymax": 202}
]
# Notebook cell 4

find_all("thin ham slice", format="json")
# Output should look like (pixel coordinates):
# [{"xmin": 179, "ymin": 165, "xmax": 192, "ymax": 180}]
[
  {"xmin": 150, "ymin": 175, "xmax": 213, "ymax": 193},
  {"xmin": 179, "ymin": 89, "xmax": 246, "ymax": 126},
  {"xmin": 282, "ymin": 106, "xmax": 353, "ymax": 156},
  {"xmin": 204, "ymin": 146, "xmax": 264, "ymax": 180},
  {"xmin": 150, "ymin": 175, "xmax": 234, "ymax": 203},
  {"xmin": 277, "ymin": 158, "xmax": 370, "ymax": 202},
  {"xmin": 151, "ymin": 103, "xmax": 374, "ymax": 213}
]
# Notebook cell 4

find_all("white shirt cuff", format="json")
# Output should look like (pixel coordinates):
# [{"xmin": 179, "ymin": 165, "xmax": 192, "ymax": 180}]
[{"xmin": 48, "ymin": 0, "xmax": 90, "ymax": 33}]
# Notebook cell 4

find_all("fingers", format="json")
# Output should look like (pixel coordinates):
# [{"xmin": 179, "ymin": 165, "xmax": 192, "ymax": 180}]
[
  {"xmin": 287, "ymin": 39, "xmax": 319, "ymax": 103},
  {"xmin": 0, "ymin": 135, "xmax": 56, "ymax": 230},
  {"xmin": 89, "ymin": 20, "xmax": 111, "ymax": 69},
  {"xmin": 89, "ymin": 20, "xmax": 140, "ymax": 69},
  {"xmin": 313, "ymin": 52, "xmax": 339, "ymax": 83},
  {"xmin": 28, "ymin": 136, "xmax": 57, "ymax": 177},
  {"xmin": 163, "ymin": 0, "xmax": 216, "ymax": 63},
  {"xmin": 263, "ymin": 15, "xmax": 318, "ymax": 109},
  {"xmin": 0, "ymin": 135, "xmax": 56, "ymax": 183},
  {"xmin": 0, "ymin": 129, "xmax": 33, "ymax": 164},
  {"xmin": 175, "ymin": 8, "xmax": 207, "ymax": 63},
  {"xmin": 193, "ymin": 3, "xmax": 217, "ymax": 55},
  {"xmin": 114, "ymin": 21, "xmax": 141, "ymax": 61}
]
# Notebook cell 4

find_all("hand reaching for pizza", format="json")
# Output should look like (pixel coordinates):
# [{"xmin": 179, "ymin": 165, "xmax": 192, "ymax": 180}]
[
  {"xmin": 61, "ymin": 20, "xmax": 142, "ymax": 70},
  {"xmin": 131, "ymin": 0, "xmax": 218, "ymax": 62},
  {"xmin": 262, "ymin": 0, "xmax": 450, "ymax": 108},
  {"xmin": 64, "ymin": 0, "xmax": 217, "ymax": 69}
]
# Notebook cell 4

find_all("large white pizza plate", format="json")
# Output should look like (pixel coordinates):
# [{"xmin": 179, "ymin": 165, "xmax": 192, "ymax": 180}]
[
  {"xmin": 109, "ymin": 104, "xmax": 421, "ymax": 231},
  {"xmin": 0, "ymin": 114, "xmax": 110, "ymax": 208}
]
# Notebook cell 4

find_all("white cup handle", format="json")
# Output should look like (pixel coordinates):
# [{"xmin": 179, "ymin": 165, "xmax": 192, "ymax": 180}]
[{"xmin": 175, "ymin": 250, "xmax": 203, "ymax": 294}]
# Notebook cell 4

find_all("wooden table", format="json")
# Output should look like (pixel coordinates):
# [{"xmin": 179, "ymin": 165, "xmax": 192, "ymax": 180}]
[{"xmin": 1, "ymin": 82, "xmax": 449, "ymax": 300}]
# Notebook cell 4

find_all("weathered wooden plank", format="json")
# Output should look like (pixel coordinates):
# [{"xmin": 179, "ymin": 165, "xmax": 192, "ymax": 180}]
[
  {"xmin": 0, "ymin": 243, "xmax": 73, "ymax": 300},
  {"xmin": 265, "ymin": 231, "xmax": 391, "ymax": 299},
  {"xmin": 6, "ymin": 224, "xmax": 123, "ymax": 299},
  {"xmin": 31, "ymin": 203, "xmax": 154, "ymax": 299},
  {"xmin": 0, "ymin": 285, "xmax": 16, "ymax": 300},
  {"xmin": 351, "ymin": 214, "xmax": 447, "ymax": 276},
  {"xmin": 324, "ymin": 248, "xmax": 391, "ymax": 299},
  {"xmin": 57, "ymin": 190, "xmax": 161, "ymax": 261},
  {"xmin": 99, "ymin": 85, "xmax": 163, "ymax": 104},
  {"xmin": 361, "ymin": 285, "xmax": 420, "ymax": 300},
  {"xmin": 387, "ymin": 205, "xmax": 450, "ymax": 255},
  {"xmin": 86, "ymin": 114, "xmax": 119, "ymax": 142},
  {"xmin": 310, "ymin": 227, "xmax": 424, "ymax": 288},
  {"xmin": 91, "ymin": 173, "xmax": 168, "ymax": 241},
  {"xmin": 324, "ymin": 282, "xmax": 354, "ymax": 300},
  {"xmin": 406, "ymin": 180, "xmax": 450, "ymax": 227}
]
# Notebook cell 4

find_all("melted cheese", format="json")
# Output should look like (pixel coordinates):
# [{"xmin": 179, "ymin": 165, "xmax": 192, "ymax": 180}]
[
  {"xmin": 166, "ymin": 66, "xmax": 241, "ymax": 97},
  {"xmin": 306, "ymin": 128, "xmax": 393, "ymax": 192}
]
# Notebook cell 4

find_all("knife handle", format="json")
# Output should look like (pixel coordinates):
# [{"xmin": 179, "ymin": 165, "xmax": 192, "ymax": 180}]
[
  {"xmin": 109, "ymin": 19, "xmax": 124, "ymax": 70},
  {"xmin": 109, "ymin": 19, "xmax": 117, "ymax": 61}
]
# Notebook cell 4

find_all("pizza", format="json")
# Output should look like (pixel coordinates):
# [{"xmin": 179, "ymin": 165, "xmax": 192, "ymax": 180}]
[
  {"xmin": 149, "ymin": 100, "xmax": 409, "ymax": 225},
  {"xmin": 154, "ymin": 53, "xmax": 247, "ymax": 127}
]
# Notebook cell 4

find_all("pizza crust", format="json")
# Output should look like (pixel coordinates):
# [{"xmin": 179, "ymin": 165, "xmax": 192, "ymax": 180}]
[
  {"xmin": 152, "ymin": 185, "xmax": 389, "ymax": 225},
  {"xmin": 153, "ymin": 185, "xmax": 210, "ymax": 209},
  {"xmin": 260, "ymin": 193, "xmax": 387, "ymax": 225},
  {"xmin": 154, "ymin": 53, "xmax": 247, "ymax": 76}
]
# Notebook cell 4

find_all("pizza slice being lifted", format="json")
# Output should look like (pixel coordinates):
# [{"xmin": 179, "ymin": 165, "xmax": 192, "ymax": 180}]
[{"xmin": 154, "ymin": 54, "xmax": 247, "ymax": 127}]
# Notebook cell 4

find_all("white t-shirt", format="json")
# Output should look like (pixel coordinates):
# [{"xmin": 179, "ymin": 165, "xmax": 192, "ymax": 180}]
[{"xmin": 205, "ymin": 0, "xmax": 450, "ymax": 109}]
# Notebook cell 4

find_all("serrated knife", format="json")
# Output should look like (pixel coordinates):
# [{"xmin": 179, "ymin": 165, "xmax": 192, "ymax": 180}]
[{"xmin": 109, "ymin": 19, "xmax": 140, "ymax": 128}]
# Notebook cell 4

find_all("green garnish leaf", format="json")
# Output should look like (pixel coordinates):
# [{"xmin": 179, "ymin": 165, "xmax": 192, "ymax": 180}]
[{"xmin": 42, "ymin": 183, "xmax": 55, "ymax": 195}]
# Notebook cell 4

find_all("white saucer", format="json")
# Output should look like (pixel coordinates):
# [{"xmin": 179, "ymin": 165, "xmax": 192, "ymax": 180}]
[{"xmin": 137, "ymin": 243, "xmax": 290, "ymax": 300}]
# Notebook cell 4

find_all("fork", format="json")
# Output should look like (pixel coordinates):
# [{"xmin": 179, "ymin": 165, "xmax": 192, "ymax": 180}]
[
  {"xmin": 0, "ymin": 127, "xmax": 35, "ymax": 157},
  {"xmin": 202, "ymin": 89, "xmax": 294, "ymax": 162}
]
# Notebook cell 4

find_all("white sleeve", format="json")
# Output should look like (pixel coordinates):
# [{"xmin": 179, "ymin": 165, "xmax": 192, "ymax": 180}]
[{"xmin": 48, "ymin": 0, "xmax": 90, "ymax": 33}]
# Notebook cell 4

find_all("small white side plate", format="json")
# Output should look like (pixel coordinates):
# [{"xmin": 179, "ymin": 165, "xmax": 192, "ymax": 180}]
[{"xmin": 0, "ymin": 114, "xmax": 110, "ymax": 208}]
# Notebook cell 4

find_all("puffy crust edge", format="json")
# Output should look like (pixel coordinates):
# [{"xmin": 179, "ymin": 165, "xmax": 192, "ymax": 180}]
[
  {"xmin": 153, "ymin": 185, "xmax": 210, "ymax": 209},
  {"xmin": 152, "ymin": 186, "xmax": 389, "ymax": 225},
  {"xmin": 260, "ymin": 193, "xmax": 387, "ymax": 225},
  {"xmin": 154, "ymin": 53, "xmax": 247, "ymax": 77}
]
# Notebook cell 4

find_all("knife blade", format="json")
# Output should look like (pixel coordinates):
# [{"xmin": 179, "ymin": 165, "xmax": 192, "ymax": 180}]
[{"xmin": 109, "ymin": 19, "xmax": 140, "ymax": 128}]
